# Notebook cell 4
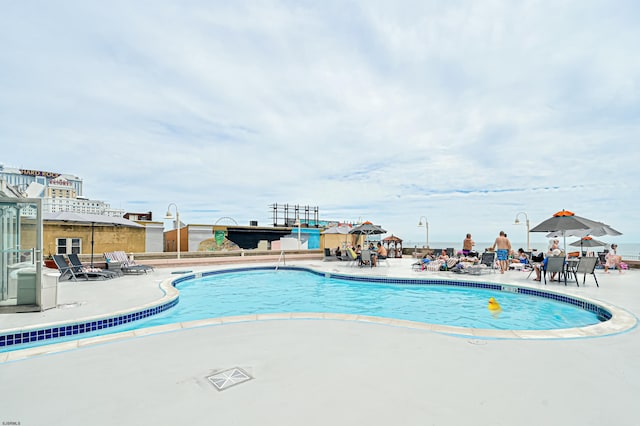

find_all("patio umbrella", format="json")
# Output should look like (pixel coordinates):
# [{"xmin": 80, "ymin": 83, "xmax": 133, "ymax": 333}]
[
  {"xmin": 321, "ymin": 224, "xmax": 352, "ymax": 247},
  {"xmin": 321, "ymin": 224, "xmax": 351, "ymax": 234},
  {"xmin": 349, "ymin": 221, "xmax": 386, "ymax": 245},
  {"xmin": 561, "ymin": 223, "xmax": 622, "ymax": 238},
  {"xmin": 530, "ymin": 210, "xmax": 607, "ymax": 255},
  {"xmin": 569, "ymin": 236, "xmax": 608, "ymax": 253}
]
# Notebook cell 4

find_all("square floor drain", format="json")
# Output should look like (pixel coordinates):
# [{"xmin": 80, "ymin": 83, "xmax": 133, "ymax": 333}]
[{"xmin": 207, "ymin": 367, "xmax": 253, "ymax": 391}]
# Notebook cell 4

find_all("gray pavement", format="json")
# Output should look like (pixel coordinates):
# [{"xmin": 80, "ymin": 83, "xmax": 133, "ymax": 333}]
[{"xmin": 1, "ymin": 257, "xmax": 639, "ymax": 425}]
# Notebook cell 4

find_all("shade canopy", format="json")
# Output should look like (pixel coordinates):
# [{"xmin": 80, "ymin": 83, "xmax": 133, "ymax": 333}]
[
  {"xmin": 321, "ymin": 225, "xmax": 351, "ymax": 234},
  {"xmin": 569, "ymin": 236, "xmax": 608, "ymax": 249},
  {"xmin": 349, "ymin": 221, "xmax": 387, "ymax": 236},
  {"xmin": 531, "ymin": 210, "xmax": 620, "ymax": 255},
  {"xmin": 530, "ymin": 210, "xmax": 603, "ymax": 234}
]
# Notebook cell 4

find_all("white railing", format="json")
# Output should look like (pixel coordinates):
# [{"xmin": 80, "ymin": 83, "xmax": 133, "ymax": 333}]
[{"xmin": 275, "ymin": 250, "xmax": 286, "ymax": 270}]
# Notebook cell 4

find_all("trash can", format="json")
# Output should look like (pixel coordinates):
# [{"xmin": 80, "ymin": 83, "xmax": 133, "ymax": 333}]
[
  {"xmin": 16, "ymin": 268, "xmax": 37, "ymax": 305},
  {"xmin": 40, "ymin": 271, "xmax": 60, "ymax": 310}
]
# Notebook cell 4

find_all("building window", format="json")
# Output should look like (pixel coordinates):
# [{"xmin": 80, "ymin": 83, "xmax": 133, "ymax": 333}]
[{"xmin": 56, "ymin": 238, "xmax": 82, "ymax": 255}]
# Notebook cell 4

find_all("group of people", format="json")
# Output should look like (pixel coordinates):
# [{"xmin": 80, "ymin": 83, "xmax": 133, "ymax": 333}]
[
  {"xmin": 529, "ymin": 239, "xmax": 624, "ymax": 281},
  {"xmin": 335, "ymin": 242, "xmax": 388, "ymax": 267},
  {"xmin": 418, "ymin": 247, "xmax": 480, "ymax": 272}
]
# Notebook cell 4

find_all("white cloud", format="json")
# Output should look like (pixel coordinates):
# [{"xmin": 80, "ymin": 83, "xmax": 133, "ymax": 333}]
[{"xmin": 1, "ymin": 0, "xmax": 638, "ymax": 246}]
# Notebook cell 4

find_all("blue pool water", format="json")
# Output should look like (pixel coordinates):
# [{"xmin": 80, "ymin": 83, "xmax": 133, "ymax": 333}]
[
  {"xmin": 3, "ymin": 268, "xmax": 606, "ymax": 352},
  {"xmin": 123, "ymin": 269, "xmax": 602, "ymax": 331}
]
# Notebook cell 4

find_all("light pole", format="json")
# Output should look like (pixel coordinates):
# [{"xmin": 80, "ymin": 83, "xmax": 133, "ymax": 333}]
[
  {"xmin": 164, "ymin": 203, "xmax": 181, "ymax": 259},
  {"xmin": 295, "ymin": 214, "xmax": 301, "ymax": 249},
  {"xmin": 418, "ymin": 216, "xmax": 429, "ymax": 249},
  {"xmin": 514, "ymin": 212, "xmax": 530, "ymax": 251}
]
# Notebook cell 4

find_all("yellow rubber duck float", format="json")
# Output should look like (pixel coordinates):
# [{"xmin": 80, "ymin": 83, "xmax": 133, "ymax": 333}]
[{"xmin": 488, "ymin": 297, "xmax": 502, "ymax": 311}]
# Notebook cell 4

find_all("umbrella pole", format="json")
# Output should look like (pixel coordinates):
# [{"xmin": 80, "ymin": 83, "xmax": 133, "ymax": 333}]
[{"xmin": 91, "ymin": 222, "xmax": 95, "ymax": 267}]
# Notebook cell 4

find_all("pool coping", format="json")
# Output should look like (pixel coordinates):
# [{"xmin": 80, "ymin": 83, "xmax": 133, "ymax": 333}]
[{"xmin": 1, "ymin": 265, "xmax": 637, "ymax": 362}]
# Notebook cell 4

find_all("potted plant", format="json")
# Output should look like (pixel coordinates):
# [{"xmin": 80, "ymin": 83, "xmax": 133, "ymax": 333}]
[{"xmin": 44, "ymin": 252, "xmax": 57, "ymax": 269}]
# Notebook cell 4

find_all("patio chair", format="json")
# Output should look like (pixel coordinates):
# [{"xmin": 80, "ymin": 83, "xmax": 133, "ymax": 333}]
[
  {"xmin": 68, "ymin": 253, "xmax": 119, "ymax": 278},
  {"xmin": 360, "ymin": 249, "xmax": 372, "ymax": 267},
  {"xmin": 543, "ymin": 256, "xmax": 567, "ymax": 286},
  {"xmin": 480, "ymin": 252, "xmax": 497, "ymax": 272},
  {"xmin": 527, "ymin": 252, "xmax": 544, "ymax": 279},
  {"xmin": 570, "ymin": 256, "xmax": 599, "ymax": 287},
  {"xmin": 53, "ymin": 255, "xmax": 108, "ymax": 282}
]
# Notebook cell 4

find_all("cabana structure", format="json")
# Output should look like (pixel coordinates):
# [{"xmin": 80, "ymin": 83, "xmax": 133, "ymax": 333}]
[{"xmin": 382, "ymin": 235, "xmax": 403, "ymax": 258}]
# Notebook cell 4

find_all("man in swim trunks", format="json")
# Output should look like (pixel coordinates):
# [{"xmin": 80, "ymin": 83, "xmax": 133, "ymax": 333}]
[{"xmin": 491, "ymin": 231, "xmax": 512, "ymax": 274}]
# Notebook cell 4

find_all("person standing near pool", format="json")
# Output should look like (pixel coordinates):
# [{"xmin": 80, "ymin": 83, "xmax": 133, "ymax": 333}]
[
  {"xmin": 491, "ymin": 231, "xmax": 512, "ymax": 274},
  {"xmin": 462, "ymin": 233, "xmax": 475, "ymax": 255}
]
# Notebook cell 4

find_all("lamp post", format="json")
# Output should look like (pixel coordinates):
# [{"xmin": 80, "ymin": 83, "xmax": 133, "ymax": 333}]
[
  {"xmin": 164, "ymin": 203, "xmax": 180, "ymax": 259},
  {"xmin": 295, "ymin": 214, "xmax": 301, "ymax": 249},
  {"xmin": 417, "ymin": 216, "xmax": 429, "ymax": 249},
  {"xmin": 514, "ymin": 212, "xmax": 530, "ymax": 251}
]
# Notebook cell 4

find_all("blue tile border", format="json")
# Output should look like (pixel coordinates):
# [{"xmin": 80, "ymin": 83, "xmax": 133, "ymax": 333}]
[{"xmin": 0, "ymin": 296, "xmax": 178, "ymax": 351}]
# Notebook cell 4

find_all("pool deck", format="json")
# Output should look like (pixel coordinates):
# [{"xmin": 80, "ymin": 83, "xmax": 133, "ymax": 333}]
[{"xmin": 1, "ymin": 257, "xmax": 639, "ymax": 425}]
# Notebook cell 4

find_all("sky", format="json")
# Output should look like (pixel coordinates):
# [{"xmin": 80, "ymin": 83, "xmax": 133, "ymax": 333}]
[{"xmin": 1, "ymin": 1, "xmax": 639, "ymax": 246}]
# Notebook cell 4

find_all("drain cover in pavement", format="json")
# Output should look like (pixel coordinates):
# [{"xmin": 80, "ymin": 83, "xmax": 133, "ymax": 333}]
[{"xmin": 207, "ymin": 367, "xmax": 253, "ymax": 391}]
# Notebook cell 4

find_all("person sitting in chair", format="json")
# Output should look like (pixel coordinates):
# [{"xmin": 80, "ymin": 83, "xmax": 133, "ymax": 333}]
[
  {"xmin": 510, "ymin": 248, "xmax": 528, "ymax": 264},
  {"xmin": 437, "ymin": 249, "xmax": 449, "ymax": 261},
  {"xmin": 371, "ymin": 242, "xmax": 387, "ymax": 267},
  {"xmin": 605, "ymin": 244, "xmax": 623, "ymax": 274},
  {"xmin": 533, "ymin": 249, "xmax": 562, "ymax": 281}
]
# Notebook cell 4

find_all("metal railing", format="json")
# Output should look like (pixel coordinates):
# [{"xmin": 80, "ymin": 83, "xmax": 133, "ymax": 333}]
[{"xmin": 275, "ymin": 250, "xmax": 286, "ymax": 270}]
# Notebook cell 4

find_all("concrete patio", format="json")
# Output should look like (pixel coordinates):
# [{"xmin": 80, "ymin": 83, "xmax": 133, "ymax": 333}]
[{"xmin": 0, "ymin": 256, "xmax": 638, "ymax": 425}]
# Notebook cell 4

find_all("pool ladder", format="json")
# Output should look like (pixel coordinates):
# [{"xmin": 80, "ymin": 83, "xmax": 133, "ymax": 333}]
[{"xmin": 275, "ymin": 250, "xmax": 286, "ymax": 271}]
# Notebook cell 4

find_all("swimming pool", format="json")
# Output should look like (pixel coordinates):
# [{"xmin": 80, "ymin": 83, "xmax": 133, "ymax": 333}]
[
  {"xmin": 4, "ymin": 265, "xmax": 633, "ymax": 354},
  {"xmin": 124, "ymin": 269, "xmax": 605, "ymax": 331}
]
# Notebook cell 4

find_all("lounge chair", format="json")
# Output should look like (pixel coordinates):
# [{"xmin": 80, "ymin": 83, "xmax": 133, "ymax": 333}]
[
  {"xmin": 569, "ymin": 256, "xmax": 599, "ymax": 287},
  {"xmin": 412, "ymin": 258, "xmax": 426, "ymax": 271},
  {"xmin": 466, "ymin": 252, "xmax": 496, "ymax": 275},
  {"xmin": 543, "ymin": 256, "xmax": 567, "ymax": 286},
  {"xmin": 345, "ymin": 247, "xmax": 358, "ymax": 266},
  {"xmin": 105, "ymin": 251, "xmax": 154, "ymax": 274},
  {"xmin": 323, "ymin": 248, "xmax": 338, "ymax": 262},
  {"xmin": 68, "ymin": 253, "xmax": 119, "ymax": 278},
  {"xmin": 53, "ymin": 255, "xmax": 108, "ymax": 281}
]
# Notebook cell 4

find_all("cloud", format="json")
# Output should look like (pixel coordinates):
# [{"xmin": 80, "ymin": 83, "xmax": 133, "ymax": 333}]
[{"xmin": 1, "ymin": 0, "xmax": 638, "ymax": 246}]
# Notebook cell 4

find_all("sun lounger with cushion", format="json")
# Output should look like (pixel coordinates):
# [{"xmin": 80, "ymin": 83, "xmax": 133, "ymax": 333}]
[
  {"xmin": 53, "ymin": 255, "xmax": 109, "ymax": 281},
  {"xmin": 104, "ymin": 251, "xmax": 154, "ymax": 274},
  {"xmin": 68, "ymin": 253, "xmax": 119, "ymax": 278}
]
